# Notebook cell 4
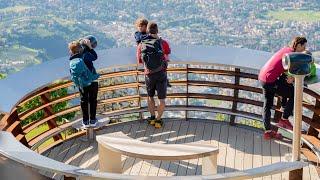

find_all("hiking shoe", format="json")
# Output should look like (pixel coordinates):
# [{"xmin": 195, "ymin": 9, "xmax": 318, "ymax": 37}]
[
  {"xmin": 149, "ymin": 119, "xmax": 156, "ymax": 125},
  {"xmin": 264, "ymin": 130, "xmax": 282, "ymax": 140},
  {"xmin": 277, "ymin": 119, "xmax": 293, "ymax": 131},
  {"xmin": 90, "ymin": 119, "xmax": 98, "ymax": 127},
  {"xmin": 154, "ymin": 119, "xmax": 163, "ymax": 129},
  {"xmin": 147, "ymin": 116, "xmax": 156, "ymax": 125}
]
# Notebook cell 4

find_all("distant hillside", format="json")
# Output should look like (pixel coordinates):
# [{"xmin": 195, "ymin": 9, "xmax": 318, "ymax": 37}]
[{"xmin": 1, "ymin": 0, "xmax": 320, "ymax": 76}]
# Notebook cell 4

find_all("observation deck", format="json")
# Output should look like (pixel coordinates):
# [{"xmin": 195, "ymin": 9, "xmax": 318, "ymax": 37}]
[{"xmin": 0, "ymin": 46, "xmax": 319, "ymax": 179}]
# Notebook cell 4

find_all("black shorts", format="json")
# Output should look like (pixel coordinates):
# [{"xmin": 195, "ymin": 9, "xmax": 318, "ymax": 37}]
[{"xmin": 145, "ymin": 71, "xmax": 167, "ymax": 99}]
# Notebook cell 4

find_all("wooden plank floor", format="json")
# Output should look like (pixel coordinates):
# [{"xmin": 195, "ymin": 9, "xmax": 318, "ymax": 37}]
[{"xmin": 43, "ymin": 119, "xmax": 319, "ymax": 179}]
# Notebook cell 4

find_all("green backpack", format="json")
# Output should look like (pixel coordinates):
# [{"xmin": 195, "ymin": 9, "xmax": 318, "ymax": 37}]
[{"xmin": 310, "ymin": 62, "xmax": 316, "ymax": 77}]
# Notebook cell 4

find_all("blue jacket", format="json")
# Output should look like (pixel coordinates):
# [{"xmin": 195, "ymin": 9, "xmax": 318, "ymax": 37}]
[{"xmin": 134, "ymin": 31, "xmax": 148, "ymax": 44}]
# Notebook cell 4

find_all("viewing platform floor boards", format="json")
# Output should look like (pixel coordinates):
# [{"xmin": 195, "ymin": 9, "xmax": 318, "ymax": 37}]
[{"xmin": 43, "ymin": 119, "xmax": 319, "ymax": 179}]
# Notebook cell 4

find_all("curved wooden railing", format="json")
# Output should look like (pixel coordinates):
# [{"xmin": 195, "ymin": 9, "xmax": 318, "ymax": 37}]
[{"xmin": 1, "ymin": 62, "xmax": 320, "ymax": 166}]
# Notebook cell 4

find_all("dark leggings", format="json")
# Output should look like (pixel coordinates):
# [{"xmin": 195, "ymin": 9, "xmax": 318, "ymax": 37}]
[
  {"xmin": 79, "ymin": 82, "xmax": 99, "ymax": 123},
  {"xmin": 261, "ymin": 81, "xmax": 294, "ymax": 130}
]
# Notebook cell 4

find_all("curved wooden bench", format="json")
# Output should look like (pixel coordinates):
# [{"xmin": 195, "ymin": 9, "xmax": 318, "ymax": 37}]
[{"xmin": 96, "ymin": 132, "xmax": 219, "ymax": 175}]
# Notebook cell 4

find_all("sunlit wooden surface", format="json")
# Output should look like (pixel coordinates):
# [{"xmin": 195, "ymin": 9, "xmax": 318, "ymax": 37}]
[{"xmin": 43, "ymin": 119, "xmax": 319, "ymax": 180}]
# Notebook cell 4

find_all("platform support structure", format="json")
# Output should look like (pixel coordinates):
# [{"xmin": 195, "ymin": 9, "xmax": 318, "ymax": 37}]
[{"xmin": 86, "ymin": 127, "xmax": 95, "ymax": 141}]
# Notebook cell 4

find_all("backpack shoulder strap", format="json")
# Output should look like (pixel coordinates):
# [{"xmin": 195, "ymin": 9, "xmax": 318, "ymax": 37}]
[{"xmin": 158, "ymin": 38, "xmax": 163, "ymax": 50}]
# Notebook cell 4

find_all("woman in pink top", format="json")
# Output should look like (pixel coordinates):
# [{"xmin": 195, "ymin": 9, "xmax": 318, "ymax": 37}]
[{"xmin": 259, "ymin": 37, "xmax": 307, "ymax": 140}]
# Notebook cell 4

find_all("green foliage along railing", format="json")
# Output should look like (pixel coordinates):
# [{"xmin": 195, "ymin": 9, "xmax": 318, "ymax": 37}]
[
  {"xmin": 0, "ymin": 73, "xmax": 6, "ymax": 79},
  {"xmin": 18, "ymin": 83, "xmax": 76, "ymax": 127},
  {"xmin": 50, "ymin": 87, "xmax": 76, "ymax": 122},
  {"xmin": 18, "ymin": 96, "xmax": 44, "ymax": 126}
]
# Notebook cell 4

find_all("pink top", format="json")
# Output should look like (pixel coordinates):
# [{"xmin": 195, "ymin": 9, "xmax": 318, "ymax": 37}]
[{"xmin": 259, "ymin": 47, "xmax": 293, "ymax": 83}]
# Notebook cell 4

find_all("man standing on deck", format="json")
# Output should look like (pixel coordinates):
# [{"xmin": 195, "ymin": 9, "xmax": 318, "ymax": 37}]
[{"xmin": 136, "ymin": 22, "xmax": 170, "ymax": 128}]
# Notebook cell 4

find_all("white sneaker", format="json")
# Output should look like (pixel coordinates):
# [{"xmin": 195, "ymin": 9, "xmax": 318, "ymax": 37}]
[{"xmin": 83, "ymin": 122, "xmax": 90, "ymax": 129}]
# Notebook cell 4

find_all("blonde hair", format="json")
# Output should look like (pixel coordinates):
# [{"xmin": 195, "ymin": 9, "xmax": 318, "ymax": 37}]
[
  {"xmin": 68, "ymin": 41, "xmax": 82, "ymax": 54},
  {"xmin": 135, "ymin": 18, "xmax": 148, "ymax": 28}
]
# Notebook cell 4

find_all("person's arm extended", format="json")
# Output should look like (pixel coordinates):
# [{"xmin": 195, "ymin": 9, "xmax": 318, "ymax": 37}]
[
  {"xmin": 84, "ymin": 48, "xmax": 98, "ymax": 61},
  {"xmin": 82, "ymin": 39, "xmax": 97, "ymax": 61}
]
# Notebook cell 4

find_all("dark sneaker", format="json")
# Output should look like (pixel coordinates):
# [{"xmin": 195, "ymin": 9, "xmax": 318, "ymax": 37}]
[
  {"xmin": 90, "ymin": 119, "xmax": 98, "ymax": 127},
  {"xmin": 83, "ymin": 120, "xmax": 90, "ymax": 128},
  {"xmin": 154, "ymin": 119, "xmax": 163, "ymax": 129},
  {"xmin": 147, "ymin": 116, "xmax": 156, "ymax": 125},
  {"xmin": 277, "ymin": 119, "xmax": 293, "ymax": 131}
]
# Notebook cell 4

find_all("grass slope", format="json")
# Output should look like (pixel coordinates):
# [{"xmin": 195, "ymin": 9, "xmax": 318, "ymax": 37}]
[{"xmin": 267, "ymin": 10, "xmax": 320, "ymax": 23}]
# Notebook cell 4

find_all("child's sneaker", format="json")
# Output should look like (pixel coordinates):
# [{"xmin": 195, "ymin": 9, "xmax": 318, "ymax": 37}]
[
  {"xmin": 277, "ymin": 118, "xmax": 293, "ymax": 130},
  {"xmin": 154, "ymin": 119, "xmax": 163, "ymax": 129},
  {"xmin": 147, "ymin": 116, "xmax": 156, "ymax": 125}
]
